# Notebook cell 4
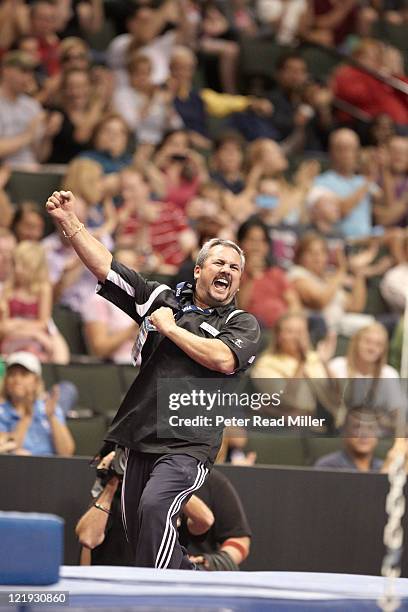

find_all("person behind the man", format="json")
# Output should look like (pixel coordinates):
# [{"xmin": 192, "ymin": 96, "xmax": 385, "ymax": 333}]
[
  {"xmin": 313, "ymin": 128, "xmax": 379, "ymax": 240},
  {"xmin": 46, "ymin": 189, "xmax": 260, "ymax": 570},
  {"xmin": 314, "ymin": 408, "xmax": 383, "ymax": 472},
  {"xmin": 76, "ymin": 450, "xmax": 251, "ymax": 570}
]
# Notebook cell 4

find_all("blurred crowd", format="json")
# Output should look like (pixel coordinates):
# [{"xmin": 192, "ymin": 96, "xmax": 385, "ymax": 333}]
[{"xmin": 0, "ymin": 0, "xmax": 407, "ymax": 461}]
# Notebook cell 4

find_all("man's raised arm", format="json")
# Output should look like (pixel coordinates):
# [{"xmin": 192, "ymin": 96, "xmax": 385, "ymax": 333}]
[{"xmin": 45, "ymin": 190, "xmax": 112, "ymax": 282}]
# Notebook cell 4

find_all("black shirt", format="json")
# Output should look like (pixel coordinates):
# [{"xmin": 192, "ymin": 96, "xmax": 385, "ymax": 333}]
[
  {"xmin": 97, "ymin": 260, "xmax": 261, "ymax": 465},
  {"xmin": 179, "ymin": 469, "xmax": 251, "ymax": 556}
]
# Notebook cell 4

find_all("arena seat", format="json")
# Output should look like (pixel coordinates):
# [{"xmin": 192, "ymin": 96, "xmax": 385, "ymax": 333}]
[
  {"xmin": 247, "ymin": 432, "xmax": 306, "ymax": 466},
  {"xmin": 52, "ymin": 306, "xmax": 88, "ymax": 356},
  {"xmin": 118, "ymin": 364, "xmax": 138, "ymax": 396},
  {"xmin": 54, "ymin": 363, "xmax": 122, "ymax": 416},
  {"xmin": 239, "ymin": 40, "xmax": 286, "ymax": 83},
  {"xmin": 306, "ymin": 436, "xmax": 342, "ymax": 465},
  {"xmin": 67, "ymin": 414, "xmax": 107, "ymax": 456}
]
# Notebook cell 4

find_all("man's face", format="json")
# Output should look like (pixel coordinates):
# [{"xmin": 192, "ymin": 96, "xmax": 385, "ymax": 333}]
[
  {"xmin": 31, "ymin": 2, "xmax": 57, "ymax": 37},
  {"xmin": 330, "ymin": 132, "xmax": 359, "ymax": 174},
  {"xmin": 277, "ymin": 58, "xmax": 307, "ymax": 92},
  {"xmin": 3, "ymin": 66, "xmax": 31, "ymax": 95},
  {"xmin": 194, "ymin": 245, "xmax": 242, "ymax": 307}
]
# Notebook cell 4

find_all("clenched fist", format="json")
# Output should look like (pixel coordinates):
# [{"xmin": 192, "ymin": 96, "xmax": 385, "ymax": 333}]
[
  {"xmin": 149, "ymin": 307, "xmax": 177, "ymax": 336},
  {"xmin": 45, "ymin": 190, "xmax": 77, "ymax": 222}
]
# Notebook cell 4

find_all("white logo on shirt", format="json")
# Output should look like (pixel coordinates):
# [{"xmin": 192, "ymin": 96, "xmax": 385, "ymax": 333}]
[{"xmin": 234, "ymin": 338, "xmax": 244, "ymax": 348}]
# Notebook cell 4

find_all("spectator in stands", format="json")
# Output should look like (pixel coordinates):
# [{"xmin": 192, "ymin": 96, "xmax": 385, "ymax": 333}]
[
  {"xmin": 76, "ymin": 449, "xmax": 251, "ymax": 570},
  {"xmin": 116, "ymin": 167, "xmax": 196, "ymax": 274},
  {"xmin": 0, "ymin": 51, "xmax": 58, "ymax": 167},
  {"xmin": 288, "ymin": 232, "xmax": 373, "ymax": 336},
  {"xmin": 114, "ymin": 53, "xmax": 183, "ymax": 164},
  {"xmin": 0, "ymin": 241, "xmax": 69, "ymax": 363},
  {"xmin": 210, "ymin": 131, "xmax": 246, "ymax": 194},
  {"xmin": 0, "ymin": 351, "xmax": 74, "ymax": 456},
  {"xmin": 82, "ymin": 248, "xmax": 139, "ymax": 364},
  {"xmin": 332, "ymin": 39, "xmax": 408, "ymax": 127},
  {"xmin": 79, "ymin": 113, "xmax": 132, "ymax": 177},
  {"xmin": 313, "ymin": 129, "xmax": 378, "ymax": 239},
  {"xmin": 330, "ymin": 322, "xmax": 399, "ymax": 380},
  {"xmin": 167, "ymin": 46, "xmax": 273, "ymax": 149},
  {"xmin": 197, "ymin": 1, "xmax": 240, "ymax": 94},
  {"xmin": 47, "ymin": 68, "xmax": 110, "ymax": 164},
  {"xmin": 262, "ymin": 53, "xmax": 333, "ymax": 153},
  {"xmin": 329, "ymin": 322, "xmax": 403, "ymax": 432},
  {"xmin": 42, "ymin": 198, "xmax": 111, "ymax": 313},
  {"xmin": 61, "ymin": 158, "xmax": 117, "ymax": 243},
  {"xmin": 314, "ymin": 408, "xmax": 383, "ymax": 471},
  {"xmin": 256, "ymin": 0, "xmax": 306, "ymax": 45},
  {"xmin": 300, "ymin": 0, "xmax": 358, "ymax": 46},
  {"xmin": 30, "ymin": 0, "xmax": 61, "ymax": 77},
  {"xmin": 147, "ymin": 129, "xmax": 208, "ymax": 211},
  {"xmin": 237, "ymin": 216, "xmax": 301, "ymax": 328},
  {"xmin": 250, "ymin": 312, "xmax": 338, "ymax": 418},
  {"xmin": 374, "ymin": 136, "xmax": 408, "ymax": 228},
  {"xmin": 11, "ymin": 202, "xmax": 45, "ymax": 243},
  {"xmin": 107, "ymin": 1, "xmax": 184, "ymax": 88},
  {"xmin": 235, "ymin": 138, "xmax": 318, "ymax": 226},
  {"xmin": 55, "ymin": 0, "xmax": 104, "ymax": 38},
  {"xmin": 0, "ymin": 0, "xmax": 30, "ymax": 53}
]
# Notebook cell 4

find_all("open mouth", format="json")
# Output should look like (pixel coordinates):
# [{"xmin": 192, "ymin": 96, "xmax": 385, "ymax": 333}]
[{"xmin": 213, "ymin": 276, "xmax": 230, "ymax": 291}]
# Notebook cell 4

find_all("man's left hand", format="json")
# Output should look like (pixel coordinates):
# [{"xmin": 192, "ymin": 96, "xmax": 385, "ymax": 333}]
[{"xmin": 149, "ymin": 307, "xmax": 177, "ymax": 336}]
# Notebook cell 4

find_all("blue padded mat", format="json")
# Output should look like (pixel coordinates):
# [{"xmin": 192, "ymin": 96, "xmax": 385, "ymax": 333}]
[{"xmin": 2, "ymin": 567, "xmax": 408, "ymax": 611}]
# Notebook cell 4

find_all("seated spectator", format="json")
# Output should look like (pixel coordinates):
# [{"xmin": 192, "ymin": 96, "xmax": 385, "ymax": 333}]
[
  {"xmin": 114, "ymin": 53, "xmax": 183, "ymax": 163},
  {"xmin": 116, "ymin": 168, "xmax": 196, "ymax": 274},
  {"xmin": 197, "ymin": 1, "xmax": 240, "ymax": 94},
  {"xmin": 313, "ymin": 129, "xmax": 378, "ymax": 239},
  {"xmin": 0, "ymin": 51, "xmax": 57, "ymax": 167},
  {"xmin": 0, "ymin": 0, "xmax": 30, "ymax": 53},
  {"xmin": 167, "ymin": 46, "xmax": 272, "ymax": 149},
  {"xmin": 374, "ymin": 135, "xmax": 408, "ymax": 228},
  {"xmin": 76, "ymin": 449, "xmax": 251, "ymax": 570},
  {"xmin": 42, "ymin": 199, "xmax": 111, "ymax": 313},
  {"xmin": 314, "ymin": 408, "xmax": 383, "ymax": 471},
  {"xmin": 300, "ymin": 0, "xmax": 358, "ymax": 47},
  {"xmin": 107, "ymin": 1, "xmax": 182, "ymax": 88},
  {"xmin": 0, "ymin": 351, "xmax": 75, "ymax": 456},
  {"xmin": 82, "ymin": 248, "xmax": 139, "ymax": 364},
  {"xmin": 147, "ymin": 129, "xmax": 208, "ymax": 211},
  {"xmin": 79, "ymin": 113, "xmax": 132, "ymax": 178},
  {"xmin": 11, "ymin": 202, "xmax": 45, "ymax": 243},
  {"xmin": 332, "ymin": 39, "xmax": 408, "ymax": 127},
  {"xmin": 0, "ymin": 241, "xmax": 69, "ymax": 363},
  {"xmin": 237, "ymin": 138, "xmax": 318, "ymax": 226},
  {"xmin": 250, "ymin": 312, "xmax": 338, "ymax": 419},
  {"xmin": 55, "ymin": 0, "xmax": 104, "ymax": 38},
  {"xmin": 257, "ymin": 0, "xmax": 306, "ymax": 45},
  {"xmin": 329, "ymin": 322, "xmax": 403, "ymax": 432},
  {"xmin": 30, "ymin": 0, "xmax": 61, "ymax": 77},
  {"xmin": 47, "ymin": 68, "xmax": 110, "ymax": 164},
  {"xmin": 210, "ymin": 131, "xmax": 246, "ymax": 194},
  {"xmin": 255, "ymin": 53, "xmax": 332, "ymax": 153},
  {"xmin": 288, "ymin": 232, "xmax": 372, "ymax": 336},
  {"xmin": 237, "ymin": 216, "xmax": 301, "ymax": 328},
  {"xmin": 61, "ymin": 158, "xmax": 117, "ymax": 243}
]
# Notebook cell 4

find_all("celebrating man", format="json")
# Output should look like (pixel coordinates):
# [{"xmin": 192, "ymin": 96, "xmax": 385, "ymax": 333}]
[{"xmin": 45, "ymin": 190, "xmax": 260, "ymax": 570}]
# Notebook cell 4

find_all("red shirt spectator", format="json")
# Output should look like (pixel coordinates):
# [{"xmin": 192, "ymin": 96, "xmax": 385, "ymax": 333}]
[
  {"xmin": 332, "ymin": 65, "xmax": 408, "ymax": 125},
  {"xmin": 31, "ymin": 0, "xmax": 61, "ymax": 76}
]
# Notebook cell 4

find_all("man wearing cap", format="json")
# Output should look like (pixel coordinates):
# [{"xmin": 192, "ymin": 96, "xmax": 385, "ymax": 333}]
[
  {"xmin": 45, "ymin": 189, "xmax": 260, "ymax": 570},
  {"xmin": 0, "ymin": 51, "xmax": 56, "ymax": 166},
  {"xmin": 0, "ymin": 351, "xmax": 75, "ymax": 456}
]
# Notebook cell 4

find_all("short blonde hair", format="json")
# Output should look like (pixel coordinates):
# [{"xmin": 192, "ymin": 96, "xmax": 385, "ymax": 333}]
[{"xmin": 62, "ymin": 158, "xmax": 103, "ymax": 205}]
